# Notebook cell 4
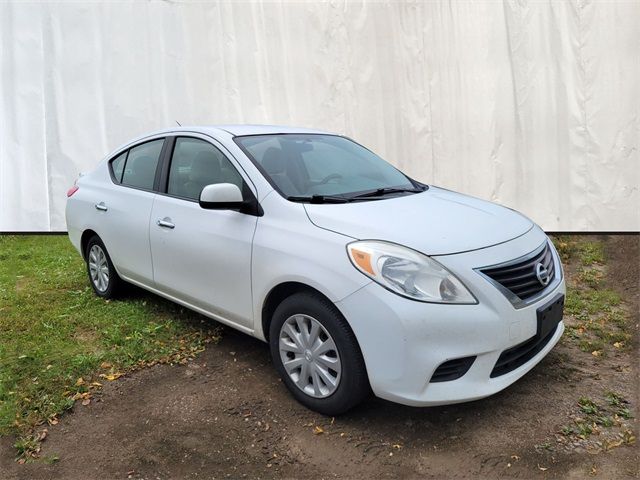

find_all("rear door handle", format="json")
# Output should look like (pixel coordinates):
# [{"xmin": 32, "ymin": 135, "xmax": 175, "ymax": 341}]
[
  {"xmin": 95, "ymin": 202, "xmax": 108, "ymax": 211},
  {"xmin": 156, "ymin": 218, "xmax": 175, "ymax": 229}
]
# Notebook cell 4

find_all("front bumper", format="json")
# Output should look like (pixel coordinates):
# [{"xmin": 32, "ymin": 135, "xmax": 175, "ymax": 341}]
[{"xmin": 336, "ymin": 226, "xmax": 565, "ymax": 407}]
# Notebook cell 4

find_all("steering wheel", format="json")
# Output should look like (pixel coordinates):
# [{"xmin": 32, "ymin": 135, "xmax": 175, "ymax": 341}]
[{"xmin": 318, "ymin": 173, "xmax": 343, "ymax": 185}]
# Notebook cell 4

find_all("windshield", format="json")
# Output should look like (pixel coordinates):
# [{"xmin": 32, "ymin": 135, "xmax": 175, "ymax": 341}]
[{"xmin": 234, "ymin": 134, "xmax": 420, "ymax": 200}]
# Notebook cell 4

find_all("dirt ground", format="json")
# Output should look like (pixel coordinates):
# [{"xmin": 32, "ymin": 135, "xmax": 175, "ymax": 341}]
[{"xmin": 1, "ymin": 235, "xmax": 638, "ymax": 479}]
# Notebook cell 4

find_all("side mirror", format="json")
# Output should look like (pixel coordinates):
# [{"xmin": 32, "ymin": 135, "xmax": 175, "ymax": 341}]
[{"xmin": 199, "ymin": 183, "xmax": 243, "ymax": 210}]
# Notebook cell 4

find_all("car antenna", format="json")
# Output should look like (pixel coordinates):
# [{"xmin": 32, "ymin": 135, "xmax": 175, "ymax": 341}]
[{"xmin": 175, "ymin": 120, "xmax": 182, "ymax": 126}]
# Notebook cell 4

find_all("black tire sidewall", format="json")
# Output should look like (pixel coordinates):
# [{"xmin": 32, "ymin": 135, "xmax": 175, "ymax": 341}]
[
  {"xmin": 269, "ymin": 292, "xmax": 370, "ymax": 416},
  {"xmin": 85, "ymin": 236, "xmax": 119, "ymax": 299}
]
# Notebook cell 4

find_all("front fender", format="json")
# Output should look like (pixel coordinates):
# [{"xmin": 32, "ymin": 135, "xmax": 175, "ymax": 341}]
[{"xmin": 251, "ymin": 195, "xmax": 370, "ymax": 339}]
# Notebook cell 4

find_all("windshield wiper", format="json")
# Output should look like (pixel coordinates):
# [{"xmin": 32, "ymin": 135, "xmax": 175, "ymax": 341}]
[
  {"xmin": 287, "ymin": 186, "xmax": 427, "ymax": 204},
  {"xmin": 348, "ymin": 186, "xmax": 426, "ymax": 199},
  {"xmin": 287, "ymin": 194, "xmax": 352, "ymax": 204}
]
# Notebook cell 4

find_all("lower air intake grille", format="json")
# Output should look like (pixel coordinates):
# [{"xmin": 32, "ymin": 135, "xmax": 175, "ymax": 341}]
[
  {"xmin": 480, "ymin": 242, "xmax": 555, "ymax": 302},
  {"xmin": 490, "ymin": 324, "xmax": 559, "ymax": 378},
  {"xmin": 430, "ymin": 356, "xmax": 476, "ymax": 383}
]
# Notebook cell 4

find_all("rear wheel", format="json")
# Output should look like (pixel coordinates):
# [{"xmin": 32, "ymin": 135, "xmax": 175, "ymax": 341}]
[
  {"xmin": 269, "ymin": 292, "xmax": 370, "ymax": 415},
  {"xmin": 85, "ymin": 235, "xmax": 121, "ymax": 299}
]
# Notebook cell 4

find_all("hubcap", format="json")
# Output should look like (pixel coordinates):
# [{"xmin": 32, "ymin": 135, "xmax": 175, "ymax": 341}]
[
  {"xmin": 88, "ymin": 245, "xmax": 109, "ymax": 292},
  {"xmin": 279, "ymin": 314, "xmax": 342, "ymax": 398}
]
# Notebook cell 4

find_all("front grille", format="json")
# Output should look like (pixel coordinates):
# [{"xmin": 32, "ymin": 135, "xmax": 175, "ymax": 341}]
[
  {"xmin": 490, "ymin": 323, "xmax": 559, "ymax": 377},
  {"xmin": 481, "ymin": 242, "xmax": 555, "ymax": 302},
  {"xmin": 430, "ymin": 356, "xmax": 476, "ymax": 383}
]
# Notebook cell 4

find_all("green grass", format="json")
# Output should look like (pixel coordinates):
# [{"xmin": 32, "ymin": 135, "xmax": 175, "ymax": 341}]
[
  {"xmin": 552, "ymin": 236, "xmax": 605, "ymax": 265},
  {"xmin": 0, "ymin": 235, "xmax": 220, "ymax": 453},
  {"xmin": 551, "ymin": 236, "xmax": 632, "ymax": 355},
  {"xmin": 561, "ymin": 393, "xmax": 634, "ymax": 442}
]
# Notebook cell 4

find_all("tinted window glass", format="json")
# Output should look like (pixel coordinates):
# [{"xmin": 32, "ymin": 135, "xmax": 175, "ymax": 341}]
[
  {"xmin": 110, "ymin": 151, "xmax": 127, "ymax": 183},
  {"xmin": 168, "ymin": 137, "xmax": 243, "ymax": 201},
  {"xmin": 235, "ymin": 134, "xmax": 414, "ymax": 198},
  {"xmin": 121, "ymin": 139, "xmax": 164, "ymax": 190}
]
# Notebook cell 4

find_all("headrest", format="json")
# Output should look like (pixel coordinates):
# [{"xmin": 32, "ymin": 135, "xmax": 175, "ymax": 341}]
[
  {"xmin": 190, "ymin": 150, "xmax": 221, "ymax": 182},
  {"xmin": 131, "ymin": 155, "xmax": 156, "ymax": 176}
]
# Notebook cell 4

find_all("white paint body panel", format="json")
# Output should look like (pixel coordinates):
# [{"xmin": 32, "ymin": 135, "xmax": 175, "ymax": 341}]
[
  {"xmin": 305, "ymin": 186, "xmax": 534, "ymax": 255},
  {"xmin": 149, "ymin": 195, "xmax": 257, "ymax": 328},
  {"xmin": 65, "ymin": 125, "xmax": 566, "ymax": 407}
]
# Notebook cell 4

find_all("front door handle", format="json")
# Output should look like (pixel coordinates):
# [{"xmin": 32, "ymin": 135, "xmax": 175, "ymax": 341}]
[
  {"xmin": 156, "ymin": 218, "xmax": 175, "ymax": 229},
  {"xmin": 95, "ymin": 202, "xmax": 108, "ymax": 211}
]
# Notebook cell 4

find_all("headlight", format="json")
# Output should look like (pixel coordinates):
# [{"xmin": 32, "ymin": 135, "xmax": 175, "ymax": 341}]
[{"xmin": 347, "ymin": 241, "xmax": 477, "ymax": 304}]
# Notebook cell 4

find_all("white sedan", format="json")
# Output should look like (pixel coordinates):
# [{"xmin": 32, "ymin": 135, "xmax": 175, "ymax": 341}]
[{"xmin": 66, "ymin": 125, "xmax": 565, "ymax": 414}]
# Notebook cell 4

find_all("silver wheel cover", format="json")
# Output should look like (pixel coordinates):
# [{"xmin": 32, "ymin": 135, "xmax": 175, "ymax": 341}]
[
  {"xmin": 88, "ymin": 244, "xmax": 110, "ymax": 293},
  {"xmin": 278, "ymin": 314, "xmax": 342, "ymax": 398}
]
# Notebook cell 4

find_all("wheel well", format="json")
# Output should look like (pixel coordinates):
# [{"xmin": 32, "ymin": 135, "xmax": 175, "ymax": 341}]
[
  {"xmin": 80, "ymin": 229, "xmax": 99, "ymax": 260},
  {"xmin": 261, "ymin": 282, "xmax": 332, "ymax": 341}
]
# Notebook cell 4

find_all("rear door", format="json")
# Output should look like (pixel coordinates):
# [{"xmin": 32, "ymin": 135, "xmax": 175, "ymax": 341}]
[
  {"xmin": 149, "ymin": 135, "xmax": 258, "ymax": 330},
  {"xmin": 98, "ymin": 137, "xmax": 166, "ymax": 284}
]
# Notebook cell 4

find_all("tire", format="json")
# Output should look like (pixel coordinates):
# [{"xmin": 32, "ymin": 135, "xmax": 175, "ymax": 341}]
[
  {"xmin": 85, "ymin": 235, "xmax": 122, "ymax": 299},
  {"xmin": 269, "ymin": 292, "xmax": 370, "ymax": 415}
]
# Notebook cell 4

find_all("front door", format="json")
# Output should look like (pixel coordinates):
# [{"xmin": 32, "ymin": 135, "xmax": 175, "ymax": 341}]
[{"xmin": 149, "ymin": 136, "xmax": 257, "ymax": 330}]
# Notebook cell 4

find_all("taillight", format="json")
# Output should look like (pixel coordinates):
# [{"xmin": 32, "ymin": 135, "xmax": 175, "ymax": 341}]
[{"xmin": 67, "ymin": 185, "xmax": 79, "ymax": 197}]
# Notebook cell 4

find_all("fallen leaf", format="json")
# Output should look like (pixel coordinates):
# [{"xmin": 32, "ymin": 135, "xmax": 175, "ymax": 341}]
[
  {"xmin": 604, "ymin": 438, "xmax": 624, "ymax": 450},
  {"xmin": 99, "ymin": 372, "xmax": 122, "ymax": 381},
  {"xmin": 613, "ymin": 342, "xmax": 623, "ymax": 349},
  {"xmin": 72, "ymin": 391, "xmax": 91, "ymax": 401},
  {"xmin": 75, "ymin": 377, "xmax": 85, "ymax": 386},
  {"xmin": 591, "ymin": 350, "xmax": 602, "ymax": 357},
  {"xmin": 82, "ymin": 398, "xmax": 91, "ymax": 406},
  {"xmin": 313, "ymin": 426, "xmax": 324, "ymax": 435},
  {"xmin": 100, "ymin": 362, "xmax": 112, "ymax": 369},
  {"xmin": 538, "ymin": 465, "xmax": 548, "ymax": 471}
]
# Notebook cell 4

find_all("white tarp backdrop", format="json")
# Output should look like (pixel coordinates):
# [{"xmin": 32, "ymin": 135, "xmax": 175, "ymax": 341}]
[{"xmin": 1, "ymin": 0, "xmax": 638, "ymax": 232}]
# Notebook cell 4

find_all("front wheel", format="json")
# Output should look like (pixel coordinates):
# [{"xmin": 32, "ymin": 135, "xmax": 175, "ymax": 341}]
[
  {"xmin": 85, "ymin": 235, "xmax": 122, "ymax": 299},
  {"xmin": 269, "ymin": 292, "xmax": 370, "ymax": 415}
]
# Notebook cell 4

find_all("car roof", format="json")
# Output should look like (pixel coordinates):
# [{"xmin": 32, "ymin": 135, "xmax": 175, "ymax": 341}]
[
  {"xmin": 108, "ymin": 124, "xmax": 340, "ymax": 160},
  {"xmin": 141, "ymin": 124, "xmax": 336, "ymax": 138}
]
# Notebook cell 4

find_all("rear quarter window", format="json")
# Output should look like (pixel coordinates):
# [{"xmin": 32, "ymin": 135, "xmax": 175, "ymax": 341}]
[{"xmin": 109, "ymin": 151, "xmax": 128, "ymax": 183}]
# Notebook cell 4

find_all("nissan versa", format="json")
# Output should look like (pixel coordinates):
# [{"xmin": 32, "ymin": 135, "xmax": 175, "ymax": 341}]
[{"xmin": 66, "ymin": 125, "xmax": 565, "ymax": 415}]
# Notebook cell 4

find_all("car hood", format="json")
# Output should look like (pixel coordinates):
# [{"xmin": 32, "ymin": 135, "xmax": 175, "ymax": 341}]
[{"xmin": 304, "ymin": 186, "xmax": 533, "ymax": 256}]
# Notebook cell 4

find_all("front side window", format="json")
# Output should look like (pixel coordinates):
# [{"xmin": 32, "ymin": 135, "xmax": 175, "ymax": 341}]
[
  {"xmin": 235, "ymin": 134, "xmax": 418, "ymax": 200},
  {"xmin": 167, "ymin": 137, "xmax": 243, "ymax": 201},
  {"xmin": 120, "ymin": 139, "xmax": 164, "ymax": 190}
]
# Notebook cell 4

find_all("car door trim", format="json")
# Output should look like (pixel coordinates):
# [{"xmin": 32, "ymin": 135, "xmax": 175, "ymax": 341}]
[
  {"xmin": 105, "ymin": 135, "xmax": 168, "ymax": 195},
  {"xmin": 154, "ymin": 133, "xmax": 264, "ymax": 216}
]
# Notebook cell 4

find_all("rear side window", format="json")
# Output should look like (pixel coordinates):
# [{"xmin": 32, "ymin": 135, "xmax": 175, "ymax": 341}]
[
  {"xmin": 120, "ymin": 139, "xmax": 164, "ymax": 190},
  {"xmin": 110, "ymin": 151, "xmax": 127, "ymax": 183},
  {"xmin": 167, "ymin": 137, "xmax": 243, "ymax": 201}
]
